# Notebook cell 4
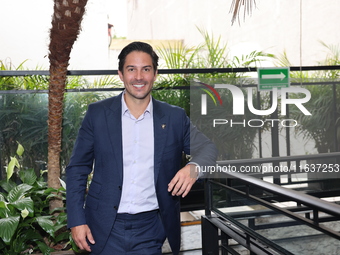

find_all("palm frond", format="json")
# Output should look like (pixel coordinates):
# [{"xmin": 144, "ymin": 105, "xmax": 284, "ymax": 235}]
[{"xmin": 230, "ymin": 0, "xmax": 256, "ymax": 25}]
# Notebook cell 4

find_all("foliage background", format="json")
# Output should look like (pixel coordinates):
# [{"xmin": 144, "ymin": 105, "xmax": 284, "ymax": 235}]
[{"xmin": 1, "ymin": 38, "xmax": 340, "ymax": 180}]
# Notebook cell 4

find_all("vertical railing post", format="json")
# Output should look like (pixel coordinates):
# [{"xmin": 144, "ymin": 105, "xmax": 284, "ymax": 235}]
[
  {"xmin": 332, "ymin": 83, "xmax": 338, "ymax": 152},
  {"xmin": 204, "ymin": 178, "xmax": 212, "ymax": 217},
  {"xmin": 201, "ymin": 216, "xmax": 219, "ymax": 255}
]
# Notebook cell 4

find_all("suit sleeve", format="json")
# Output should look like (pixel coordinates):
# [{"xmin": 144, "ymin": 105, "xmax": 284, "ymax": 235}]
[
  {"xmin": 66, "ymin": 105, "xmax": 95, "ymax": 229},
  {"xmin": 182, "ymin": 111, "xmax": 218, "ymax": 177}
]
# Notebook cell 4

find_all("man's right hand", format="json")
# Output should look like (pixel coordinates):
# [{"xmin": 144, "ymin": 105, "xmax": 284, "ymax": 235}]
[{"xmin": 71, "ymin": 224, "xmax": 95, "ymax": 252}]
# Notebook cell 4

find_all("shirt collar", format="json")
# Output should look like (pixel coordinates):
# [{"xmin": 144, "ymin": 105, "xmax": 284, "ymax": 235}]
[{"xmin": 121, "ymin": 90, "xmax": 153, "ymax": 118}]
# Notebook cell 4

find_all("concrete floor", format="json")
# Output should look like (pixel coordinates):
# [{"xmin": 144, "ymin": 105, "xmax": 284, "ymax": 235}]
[
  {"xmin": 163, "ymin": 249, "xmax": 202, "ymax": 255},
  {"xmin": 179, "ymin": 250, "xmax": 202, "ymax": 255}
]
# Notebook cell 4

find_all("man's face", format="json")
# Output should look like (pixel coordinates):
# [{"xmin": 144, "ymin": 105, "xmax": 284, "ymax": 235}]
[{"xmin": 118, "ymin": 51, "xmax": 157, "ymax": 102}]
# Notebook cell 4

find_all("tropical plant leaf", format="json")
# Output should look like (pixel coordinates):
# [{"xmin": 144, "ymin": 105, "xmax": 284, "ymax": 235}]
[
  {"xmin": 50, "ymin": 207, "xmax": 66, "ymax": 216},
  {"xmin": 59, "ymin": 177, "xmax": 66, "ymax": 190},
  {"xmin": 43, "ymin": 187, "xmax": 59, "ymax": 195},
  {"xmin": 10, "ymin": 197, "xmax": 34, "ymax": 217},
  {"xmin": 0, "ymin": 201, "xmax": 9, "ymax": 218},
  {"xmin": 36, "ymin": 216, "xmax": 55, "ymax": 238},
  {"xmin": 0, "ymin": 194, "xmax": 6, "ymax": 202},
  {"xmin": 46, "ymin": 192, "xmax": 64, "ymax": 200},
  {"xmin": 19, "ymin": 168, "xmax": 37, "ymax": 186},
  {"xmin": 16, "ymin": 142, "xmax": 24, "ymax": 157},
  {"xmin": 6, "ymin": 157, "xmax": 19, "ymax": 181},
  {"xmin": 11, "ymin": 228, "xmax": 43, "ymax": 254},
  {"xmin": 7, "ymin": 184, "xmax": 32, "ymax": 203},
  {"xmin": 35, "ymin": 179, "xmax": 48, "ymax": 189},
  {"xmin": 0, "ymin": 216, "xmax": 20, "ymax": 244},
  {"xmin": 54, "ymin": 231, "xmax": 69, "ymax": 243},
  {"xmin": 0, "ymin": 179, "xmax": 16, "ymax": 193},
  {"xmin": 36, "ymin": 240, "xmax": 54, "ymax": 255},
  {"xmin": 0, "ymin": 239, "xmax": 6, "ymax": 253},
  {"xmin": 54, "ymin": 212, "xmax": 67, "ymax": 226}
]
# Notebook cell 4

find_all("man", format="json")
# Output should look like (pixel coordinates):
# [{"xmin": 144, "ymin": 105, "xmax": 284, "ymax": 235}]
[{"xmin": 66, "ymin": 41, "xmax": 217, "ymax": 255}]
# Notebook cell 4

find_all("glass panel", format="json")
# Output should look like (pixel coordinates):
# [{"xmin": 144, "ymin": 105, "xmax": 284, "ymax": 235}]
[
  {"xmin": 0, "ymin": 91, "xmax": 119, "ymax": 180},
  {"xmin": 0, "ymin": 88, "xmax": 191, "ymax": 180}
]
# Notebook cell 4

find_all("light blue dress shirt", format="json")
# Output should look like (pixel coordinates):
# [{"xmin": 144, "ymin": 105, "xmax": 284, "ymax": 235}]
[{"xmin": 118, "ymin": 93, "xmax": 159, "ymax": 214}]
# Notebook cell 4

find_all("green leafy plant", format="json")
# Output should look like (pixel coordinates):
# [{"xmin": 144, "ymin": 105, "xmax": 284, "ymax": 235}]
[
  {"xmin": 0, "ymin": 60, "xmax": 49, "ymax": 90},
  {"xmin": 0, "ymin": 62, "xmax": 118, "ymax": 178},
  {"xmin": 0, "ymin": 143, "xmax": 71, "ymax": 255},
  {"xmin": 154, "ymin": 29, "xmax": 274, "ymax": 159},
  {"xmin": 0, "ymin": 59, "xmax": 121, "ymax": 90},
  {"xmin": 276, "ymin": 42, "xmax": 340, "ymax": 153}
]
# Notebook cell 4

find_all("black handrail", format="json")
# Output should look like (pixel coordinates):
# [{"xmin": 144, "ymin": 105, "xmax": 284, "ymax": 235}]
[
  {"xmin": 217, "ymin": 151, "xmax": 340, "ymax": 166},
  {"xmin": 203, "ymin": 152, "xmax": 340, "ymax": 254},
  {"xmin": 214, "ymin": 171, "xmax": 340, "ymax": 218},
  {"xmin": 214, "ymin": 152, "xmax": 340, "ymax": 217},
  {"xmin": 1, "ymin": 65, "xmax": 340, "ymax": 76}
]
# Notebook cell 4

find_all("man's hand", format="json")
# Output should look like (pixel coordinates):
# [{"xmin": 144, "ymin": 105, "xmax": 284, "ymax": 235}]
[
  {"xmin": 168, "ymin": 164, "xmax": 198, "ymax": 198},
  {"xmin": 71, "ymin": 224, "xmax": 95, "ymax": 252}
]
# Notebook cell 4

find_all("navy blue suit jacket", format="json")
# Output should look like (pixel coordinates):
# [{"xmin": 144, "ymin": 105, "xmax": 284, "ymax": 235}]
[{"xmin": 66, "ymin": 93, "xmax": 217, "ymax": 254}]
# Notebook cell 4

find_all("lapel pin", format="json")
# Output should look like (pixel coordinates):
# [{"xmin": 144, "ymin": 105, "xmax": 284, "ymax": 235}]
[{"xmin": 162, "ymin": 124, "xmax": 166, "ymax": 129}]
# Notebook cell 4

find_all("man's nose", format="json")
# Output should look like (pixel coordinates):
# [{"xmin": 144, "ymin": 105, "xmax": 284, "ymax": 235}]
[{"xmin": 135, "ymin": 70, "xmax": 143, "ymax": 80}]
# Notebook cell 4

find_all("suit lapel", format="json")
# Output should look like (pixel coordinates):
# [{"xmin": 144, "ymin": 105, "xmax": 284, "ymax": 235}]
[
  {"xmin": 106, "ymin": 93, "xmax": 123, "ymax": 182},
  {"xmin": 105, "ymin": 96, "xmax": 168, "ymax": 185},
  {"xmin": 153, "ymin": 98, "xmax": 168, "ymax": 184}
]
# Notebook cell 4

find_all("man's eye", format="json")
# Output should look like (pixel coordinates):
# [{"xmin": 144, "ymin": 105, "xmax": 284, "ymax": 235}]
[
  {"xmin": 144, "ymin": 68, "xmax": 151, "ymax": 72},
  {"xmin": 128, "ymin": 68, "xmax": 135, "ymax": 72}
]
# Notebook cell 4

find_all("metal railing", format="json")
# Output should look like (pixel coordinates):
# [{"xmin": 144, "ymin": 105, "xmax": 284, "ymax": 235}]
[
  {"xmin": 1, "ymin": 66, "xmax": 340, "ymax": 211},
  {"xmin": 2, "ymin": 65, "xmax": 339, "ymax": 155},
  {"xmin": 1, "ymin": 65, "xmax": 340, "ymax": 77},
  {"xmin": 202, "ymin": 152, "xmax": 340, "ymax": 255},
  {"xmin": 1, "ymin": 66, "xmax": 340, "ymax": 253}
]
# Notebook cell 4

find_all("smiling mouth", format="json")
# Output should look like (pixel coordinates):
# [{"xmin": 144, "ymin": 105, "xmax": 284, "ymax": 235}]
[{"xmin": 133, "ymin": 84, "xmax": 145, "ymax": 88}]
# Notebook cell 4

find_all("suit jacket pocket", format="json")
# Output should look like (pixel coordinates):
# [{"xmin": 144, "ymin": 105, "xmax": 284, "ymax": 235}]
[
  {"xmin": 88, "ymin": 180, "xmax": 102, "ymax": 195},
  {"xmin": 85, "ymin": 181, "xmax": 101, "ymax": 210},
  {"xmin": 85, "ymin": 193, "xmax": 99, "ymax": 210}
]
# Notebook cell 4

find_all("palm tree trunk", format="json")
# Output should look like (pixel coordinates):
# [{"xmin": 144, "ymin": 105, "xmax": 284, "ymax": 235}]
[{"xmin": 48, "ymin": 0, "xmax": 88, "ymax": 212}]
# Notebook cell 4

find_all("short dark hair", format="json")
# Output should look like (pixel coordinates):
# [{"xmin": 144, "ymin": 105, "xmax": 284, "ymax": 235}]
[{"xmin": 118, "ymin": 41, "xmax": 159, "ymax": 73}]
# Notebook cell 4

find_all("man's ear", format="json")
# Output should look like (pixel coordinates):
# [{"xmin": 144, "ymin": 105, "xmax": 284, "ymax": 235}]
[
  {"xmin": 153, "ymin": 70, "xmax": 158, "ymax": 82},
  {"xmin": 118, "ymin": 70, "xmax": 123, "ymax": 81}
]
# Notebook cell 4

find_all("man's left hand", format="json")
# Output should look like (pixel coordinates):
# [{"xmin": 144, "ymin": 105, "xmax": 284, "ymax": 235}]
[{"xmin": 168, "ymin": 164, "xmax": 197, "ymax": 198}]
